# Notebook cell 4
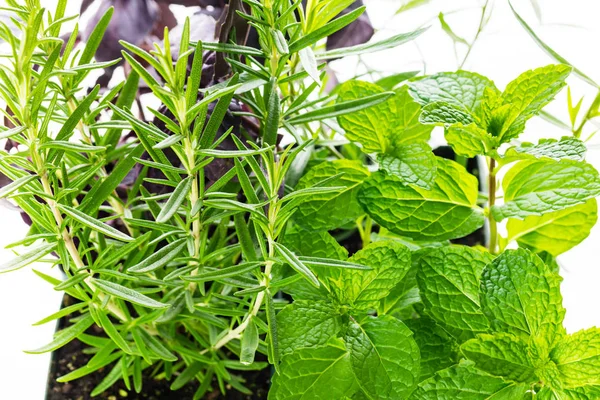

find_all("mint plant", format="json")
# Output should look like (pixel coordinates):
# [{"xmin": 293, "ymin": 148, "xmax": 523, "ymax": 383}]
[{"xmin": 2, "ymin": 0, "xmax": 600, "ymax": 398}]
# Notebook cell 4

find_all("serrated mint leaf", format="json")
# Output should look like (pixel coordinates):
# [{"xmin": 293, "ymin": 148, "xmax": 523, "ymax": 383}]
[
  {"xmin": 346, "ymin": 316, "xmax": 420, "ymax": 399},
  {"xmin": 501, "ymin": 136, "xmax": 587, "ymax": 163},
  {"xmin": 420, "ymin": 101, "xmax": 474, "ymax": 125},
  {"xmin": 390, "ymin": 86, "xmax": 435, "ymax": 145},
  {"xmin": 359, "ymin": 157, "xmax": 485, "ymax": 241},
  {"xmin": 336, "ymin": 82, "xmax": 432, "ymax": 153},
  {"xmin": 294, "ymin": 159, "xmax": 369, "ymax": 231},
  {"xmin": 474, "ymin": 86, "xmax": 503, "ymax": 129},
  {"xmin": 277, "ymin": 300, "xmax": 343, "ymax": 357},
  {"xmin": 498, "ymin": 64, "xmax": 571, "ymax": 142},
  {"xmin": 405, "ymin": 318, "xmax": 458, "ymax": 381},
  {"xmin": 329, "ymin": 241, "xmax": 411, "ymax": 311},
  {"xmin": 280, "ymin": 225, "xmax": 349, "ymax": 300},
  {"xmin": 377, "ymin": 142, "xmax": 437, "ymax": 189},
  {"xmin": 507, "ymin": 199, "xmax": 598, "ymax": 256},
  {"xmin": 461, "ymin": 333, "xmax": 537, "ymax": 383},
  {"xmin": 379, "ymin": 264, "xmax": 420, "ymax": 316},
  {"xmin": 337, "ymin": 80, "xmax": 394, "ymax": 153},
  {"xmin": 551, "ymin": 327, "xmax": 600, "ymax": 387},
  {"xmin": 445, "ymin": 123, "xmax": 496, "ymax": 158},
  {"xmin": 417, "ymin": 246, "xmax": 493, "ymax": 333},
  {"xmin": 269, "ymin": 342, "xmax": 357, "ymax": 400},
  {"xmin": 283, "ymin": 225, "xmax": 348, "ymax": 260},
  {"xmin": 408, "ymin": 71, "xmax": 499, "ymax": 116},
  {"xmin": 480, "ymin": 249, "xmax": 565, "ymax": 349},
  {"xmin": 537, "ymin": 385, "xmax": 600, "ymax": 400},
  {"xmin": 491, "ymin": 159, "xmax": 600, "ymax": 221},
  {"xmin": 411, "ymin": 362, "xmax": 529, "ymax": 400}
]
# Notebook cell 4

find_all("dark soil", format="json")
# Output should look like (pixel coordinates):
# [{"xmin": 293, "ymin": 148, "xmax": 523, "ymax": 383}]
[{"xmin": 46, "ymin": 297, "xmax": 271, "ymax": 400}]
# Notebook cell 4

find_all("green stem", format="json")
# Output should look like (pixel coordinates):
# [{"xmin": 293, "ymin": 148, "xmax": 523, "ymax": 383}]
[{"xmin": 488, "ymin": 157, "xmax": 497, "ymax": 253}]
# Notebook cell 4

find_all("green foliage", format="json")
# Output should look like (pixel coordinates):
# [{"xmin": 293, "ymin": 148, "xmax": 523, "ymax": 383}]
[
  {"xmin": 358, "ymin": 157, "xmax": 485, "ymax": 241},
  {"xmin": 2, "ymin": 0, "xmax": 600, "ymax": 398}
]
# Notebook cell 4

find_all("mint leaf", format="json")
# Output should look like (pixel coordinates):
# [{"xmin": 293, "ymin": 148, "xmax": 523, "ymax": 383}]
[
  {"xmin": 377, "ymin": 142, "xmax": 437, "ymax": 189},
  {"xmin": 359, "ymin": 157, "xmax": 485, "ymax": 241},
  {"xmin": 379, "ymin": 265, "xmax": 420, "ymax": 316},
  {"xmin": 294, "ymin": 159, "xmax": 369, "ymax": 230},
  {"xmin": 269, "ymin": 342, "xmax": 357, "ymax": 399},
  {"xmin": 411, "ymin": 362, "xmax": 529, "ymax": 400},
  {"xmin": 280, "ymin": 225, "xmax": 349, "ymax": 300},
  {"xmin": 346, "ymin": 316, "xmax": 420, "ymax": 399},
  {"xmin": 408, "ymin": 71, "xmax": 499, "ymax": 116},
  {"xmin": 491, "ymin": 159, "xmax": 600, "ymax": 221},
  {"xmin": 336, "ymin": 80, "xmax": 395, "ymax": 153},
  {"xmin": 461, "ymin": 333, "xmax": 537, "ymax": 383},
  {"xmin": 420, "ymin": 101, "xmax": 474, "ymax": 125},
  {"xmin": 537, "ymin": 385, "xmax": 600, "ymax": 400},
  {"xmin": 498, "ymin": 64, "xmax": 571, "ymax": 142},
  {"xmin": 390, "ymin": 86, "xmax": 434, "ymax": 145},
  {"xmin": 283, "ymin": 225, "xmax": 349, "ymax": 260},
  {"xmin": 277, "ymin": 300, "xmax": 343, "ymax": 357},
  {"xmin": 501, "ymin": 136, "xmax": 587, "ymax": 163},
  {"xmin": 551, "ymin": 327, "xmax": 600, "ymax": 387},
  {"xmin": 405, "ymin": 318, "xmax": 458, "ymax": 381},
  {"xmin": 445, "ymin": 123, "xmax": 496, "ymax": 158},
  {"xmin": 336, "ymin": 82, "xmax": 432, "ymax": 153},
  {"xmin": 507, "ymin": 199, "xmax": 598, "ymax": 256},
  {"xmin": 480, "ymin": 249, "xmax": 566, "ymax": 349},
  {"xmin": 330, "ymin": 241, "xmax": 412, "ymax": 311},
  {"xmin": 417, "ymin": 246, "xmax": 493, "ymax": 333}
]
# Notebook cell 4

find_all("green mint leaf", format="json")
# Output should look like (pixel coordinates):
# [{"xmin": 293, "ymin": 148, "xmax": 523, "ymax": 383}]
[
  {"xmin": 507, "ymin": 199, "xmax": 597, "ymax": 256},
  {"xmin": 283, "ymin": 225, "xmax": 348, "ymax": 260},
  {"xmin": 390, "ymin": 86, "xmax": 435, "ymax": 145},
  {"xmin": 359, "ymin": 157, "xmax": 484, "ymax": 241},
  {"xmin": 461, "ymin": 333, "xmax": 537, "ymax": 383},
  {"xmin": 408, "ymin": 71, "xmax": 499, "ymax": 116},
  {"xmin": 501, "ymin": 136, "xmax": 587, "ymax": 163},
  {"xmin": 294, "ymin": 160, "xmax": 369, "ymax": 231},
  {"xmin": 480, "ymin": 249, "xmax": 565, "ymax": 349},
  {"xmin": 336, "ymin": 80, "xmax": 394, "ymax": 153},
  {"xmin": 417, "ymin": 246, "xmax": 494, "ymax": 333},
  {"xmin": 346, "ymin": 316, "xmax": 420, "ymax": 399},
  {"xmin": 379, "ymin": 264, "xmax": 420, "ymax": 317},
  {"xmin": 497, "ymin": 64, "xmax": 571, "ymax": 142},
  {"xmin": 536, "ymin": 385, "xmax": 600, "ymax": 400},
  {"xmin": 377, "ymin": 142, "xmax": 437, "ymax": 189},
  {"xmin": 277, "ymin": 300, "xmax": 342, "ymax": 357},
  {"xmin": 420, "ymin": 101, "xmax": 474, "ymax": 125},
  {"xmin": 336, "ymin": 82, "xmax": 432, "ymax": 153},
  {"xmin": 411, "ymin": 362, "xmax": 529, "ymax": 400},
  {"xmin": 269, "ymin": 342, "xmax": 357, "ymax": 400},
  {"xmin": 551, "ymin": 327, "xmax": 600, "ymax": 387},
  {"xmin": 405, "ymin": 318, "xmax": 458, "ymax": 381},
  {"xmin": 280, "ymin": 225, "xmax": 347, "ymax": 300},
  {"xmin": 445, "ymin": 123, "xmax": 496, "ymax": 158},
  {"xmin": 491, "ymin": 159, "xmax": 600, "ymax": 221},
  {"xmin": 329, "ymin": 241, "xmax": 411, "ymax": 311}
]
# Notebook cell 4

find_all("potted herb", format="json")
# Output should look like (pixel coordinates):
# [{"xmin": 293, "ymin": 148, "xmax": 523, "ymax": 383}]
[{"xmin": 2, "ymin": 0, "xmax": 600, "ymax": 399}]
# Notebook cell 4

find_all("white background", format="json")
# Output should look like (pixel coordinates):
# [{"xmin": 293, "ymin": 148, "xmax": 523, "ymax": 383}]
[{"xmin": 1, "ymin": 0, "xmax": 600, "ymax": 398}]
